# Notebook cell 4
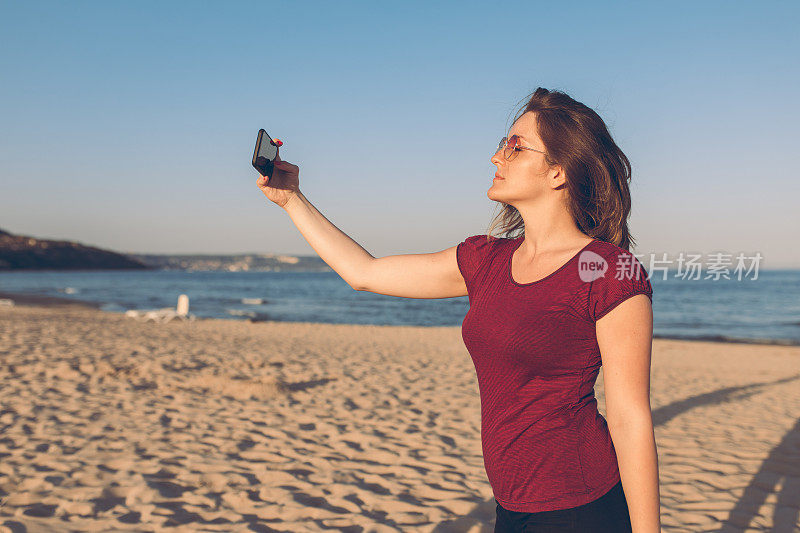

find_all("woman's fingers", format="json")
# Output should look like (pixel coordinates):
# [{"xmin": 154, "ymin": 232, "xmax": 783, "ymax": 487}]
[{"xmin": 271, "ymin": 139, "xmax": 283, "ymax": 167}]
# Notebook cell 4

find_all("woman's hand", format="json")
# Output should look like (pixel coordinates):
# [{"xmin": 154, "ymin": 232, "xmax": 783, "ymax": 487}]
[{"xmin": 256, "ymin": 140, "xmax": 300, "ymax": 209}]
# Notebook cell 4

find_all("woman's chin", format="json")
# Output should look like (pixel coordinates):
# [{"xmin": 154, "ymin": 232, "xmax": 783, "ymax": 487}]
[
  {"xmin": 487, "ymin": 182, "xmax": 505, "ymax": 199},
  {"xmin": 487, "ymin": 192, "xmax": 504, "ymax": 202}
]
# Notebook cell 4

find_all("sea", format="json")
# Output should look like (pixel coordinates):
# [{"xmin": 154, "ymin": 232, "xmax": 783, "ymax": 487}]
[{"xmin": 1, "ymin": 269, "xmax": 799, "ymax": 346}]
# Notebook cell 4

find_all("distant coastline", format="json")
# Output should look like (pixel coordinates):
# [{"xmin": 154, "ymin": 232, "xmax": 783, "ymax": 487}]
[
  {"xmin": 125, "ymin": 252, "xmax": 333, "ymax": 272},
  {"xmin": 0, "ymin": 228, "xmax": 149, "ymax": 271},
  {"xmin": 0, "ymin": 228, "xmax": 333, "ymax": 272}
]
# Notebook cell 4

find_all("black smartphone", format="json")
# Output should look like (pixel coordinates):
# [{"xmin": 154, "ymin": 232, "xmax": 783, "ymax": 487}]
[{"xmin": 252, "ymin": 129, "xmax": 278, "ymax": 177}]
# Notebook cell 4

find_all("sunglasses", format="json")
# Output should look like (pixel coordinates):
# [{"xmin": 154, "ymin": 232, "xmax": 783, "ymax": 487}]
[{"xmin": 497, "ymin": 134, "xmax": 547, "ymax": 160}]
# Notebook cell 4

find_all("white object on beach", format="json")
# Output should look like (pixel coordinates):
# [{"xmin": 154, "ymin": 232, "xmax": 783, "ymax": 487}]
[
  {"xmin": 125, "ymin": 294, "xmax": 196, "ymax": 323},
  {"xmin": 176, "ymin": 294, "xmax": 189, "ymax": 316},
  {"xmin": 0, "ymin": 299, "xmax": 14, "ymax": 307}
]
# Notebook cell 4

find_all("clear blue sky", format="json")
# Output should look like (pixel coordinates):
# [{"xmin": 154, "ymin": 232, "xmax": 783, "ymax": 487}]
[{"xmin": 2, "ymin": 1, "xmax": 798, "ymax": 267}]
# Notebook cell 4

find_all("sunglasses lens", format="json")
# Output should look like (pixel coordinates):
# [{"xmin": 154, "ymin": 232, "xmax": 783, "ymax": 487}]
[{"xmin": 504, "ymin": 135, "xmax": 518, "ymax": 160}]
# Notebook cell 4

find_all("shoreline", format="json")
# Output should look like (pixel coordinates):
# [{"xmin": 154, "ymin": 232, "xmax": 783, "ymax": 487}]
[
  {"xmin": 0, "ymin": 289, "xmax": 798, "ymax": 347},
  {"xmin": 0, "ymin": 290, "xmax": 102, "ymax": 309}
]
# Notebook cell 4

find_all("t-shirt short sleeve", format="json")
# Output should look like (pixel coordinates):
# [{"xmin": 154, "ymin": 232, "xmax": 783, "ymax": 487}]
[
  {"xmin": 588, "ymin": 247, "xmax": 653, "ymax": 321},
  {"xmin": 456, "ymin": 234, "xmax": 492, "ymax": 290}
]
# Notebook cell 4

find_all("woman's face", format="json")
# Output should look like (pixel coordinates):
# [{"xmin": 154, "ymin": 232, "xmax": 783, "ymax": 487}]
[{"xmin": 488, "ymin": 112, "xmax": 557, "ymax": 205}]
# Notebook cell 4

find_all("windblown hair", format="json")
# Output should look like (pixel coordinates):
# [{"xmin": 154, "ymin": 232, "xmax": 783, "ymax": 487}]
[{"xmin": 486, "ymin": 87, "xmax": 638, "ymax": 251}]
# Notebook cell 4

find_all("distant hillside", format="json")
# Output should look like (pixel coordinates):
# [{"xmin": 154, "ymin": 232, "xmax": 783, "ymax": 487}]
[
  {"xmin": 0, "ymin": 228, "xmax": 333, "ymax": 272},
  {"xmin": 0, "ymin": 228, "xmax": 151, "ymax": 271}
]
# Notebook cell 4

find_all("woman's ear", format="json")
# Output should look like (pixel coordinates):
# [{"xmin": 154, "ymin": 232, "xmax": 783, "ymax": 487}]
[{"xmin": 549, "ymin": 164, "xmax": 567, "ymax": 190}]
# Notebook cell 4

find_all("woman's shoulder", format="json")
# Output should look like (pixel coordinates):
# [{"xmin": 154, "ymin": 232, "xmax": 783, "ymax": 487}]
[
  {"xmin": 457, "ymin": 234, "xmax": 510, "ymax": 284},
  {"xmin": 459, "ymin": 234, "xmax": 514, "ymax": 259},
  {"xmin": 588, "ymin": 239, "xmax": 647, "ymax": 266},
  {"xmin": 460, "ymin": 233, "xmax": 507, "ymax": 249},
  {"xmin": 583, "ymin": 240, "xmax": 653, "ymax": 321}
]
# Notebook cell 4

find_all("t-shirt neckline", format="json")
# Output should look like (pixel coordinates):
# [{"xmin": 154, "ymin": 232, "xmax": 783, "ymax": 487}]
[{"xmin": 508, "ymin": 237, "xmax": 598, "ymax": 287}]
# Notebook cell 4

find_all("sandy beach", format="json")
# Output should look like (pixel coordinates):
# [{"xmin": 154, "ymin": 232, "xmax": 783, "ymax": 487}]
[{"xmin": 0, "ymin": 300, "xmax": 798, "ymax": 532}]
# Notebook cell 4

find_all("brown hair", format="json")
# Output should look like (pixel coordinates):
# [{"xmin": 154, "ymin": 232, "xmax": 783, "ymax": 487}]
[{"xmin": 486, "ymin": 87, "xmax": 638, "ymax": 251}]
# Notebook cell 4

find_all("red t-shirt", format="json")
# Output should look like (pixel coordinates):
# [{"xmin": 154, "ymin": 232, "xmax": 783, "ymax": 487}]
[{"xmin": 457, "ymin": 234, "xmax": 653, "ymax": 513}]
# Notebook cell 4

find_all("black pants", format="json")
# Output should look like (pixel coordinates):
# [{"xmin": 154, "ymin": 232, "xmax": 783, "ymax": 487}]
[{"xmin": 494, "ymin": 480, "xmax": 632, "ymax": 532}]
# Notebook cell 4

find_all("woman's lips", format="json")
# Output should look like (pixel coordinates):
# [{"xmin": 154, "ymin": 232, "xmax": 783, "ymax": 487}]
[{"xmin": 494, "ymin": 173, "xmax": 504, "ymax": 180}]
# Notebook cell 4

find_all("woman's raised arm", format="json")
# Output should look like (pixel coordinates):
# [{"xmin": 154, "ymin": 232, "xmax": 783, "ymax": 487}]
[{"xmin": 258, "ymin": 156, "xmax": 467, "ymax": 299}]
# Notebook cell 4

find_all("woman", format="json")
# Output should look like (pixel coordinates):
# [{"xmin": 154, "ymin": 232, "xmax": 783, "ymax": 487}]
[{"xmin": 256, "ymin": 87, "xmax": 661, "ymax": 533}]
